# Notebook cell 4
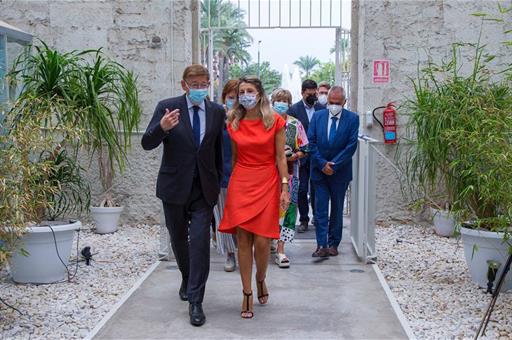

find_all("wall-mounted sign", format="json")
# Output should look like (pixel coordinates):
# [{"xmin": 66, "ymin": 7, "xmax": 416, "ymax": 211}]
[{"xmin": 373, "ymin": 60, "xmax": 390, "ymax": 84}]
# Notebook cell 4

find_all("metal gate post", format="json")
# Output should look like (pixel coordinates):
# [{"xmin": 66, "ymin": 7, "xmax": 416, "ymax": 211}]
[{"xmin": 335, "ymin": 27, "xmax": 341, "ymax": 85}]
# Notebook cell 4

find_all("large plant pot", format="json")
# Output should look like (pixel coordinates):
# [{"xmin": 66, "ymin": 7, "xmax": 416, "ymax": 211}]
[
  {"xmin": 8, "ymin": 220, "xmax": 81, "ymax": 284},
  {"xmin": 431, "ymin": 208, "xmax": 455, "ymax": 237},
  {"xmin": 460, "ymin": 227, "xmax": 512, "ymax": 291},
  {"xmin": 91, "ymin": 206, "xmax": 123, "ymax": 234}
]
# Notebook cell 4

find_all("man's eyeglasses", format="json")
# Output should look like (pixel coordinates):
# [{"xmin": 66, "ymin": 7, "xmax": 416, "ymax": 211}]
[{"xmin": 186, "ymin": 82, "xmax": 209, "ymax": 89}]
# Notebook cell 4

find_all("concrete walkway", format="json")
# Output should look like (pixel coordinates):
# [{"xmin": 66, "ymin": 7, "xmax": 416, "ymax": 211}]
[{"xmin": 92, "ymin": 226, "xmax": 409, "ymax": 340}]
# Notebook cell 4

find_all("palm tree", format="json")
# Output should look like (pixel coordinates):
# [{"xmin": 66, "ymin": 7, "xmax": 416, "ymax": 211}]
[
  {"xmin": 201, "ymin": 0, "xmax": 253, "ymax": 100},
  {"xmin": 294, "ymin": 56, "xmax": 320, "ymax": 78}
]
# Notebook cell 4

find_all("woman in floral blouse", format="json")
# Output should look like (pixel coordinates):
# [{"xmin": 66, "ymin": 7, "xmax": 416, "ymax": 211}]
[{"xmin": 270, "ymin": 88, "xmax": 309, "ymax": 268}]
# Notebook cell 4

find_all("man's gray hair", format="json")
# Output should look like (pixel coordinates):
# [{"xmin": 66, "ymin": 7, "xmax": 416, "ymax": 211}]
[{"xmin": 328, "ymin": 86, "xmax": 346, "ymax": 98}]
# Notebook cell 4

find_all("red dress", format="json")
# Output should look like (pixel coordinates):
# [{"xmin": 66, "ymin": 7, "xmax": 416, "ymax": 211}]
[{"xmin": 219, "ymin": 113, "xmax": 286, "ymax": 239}]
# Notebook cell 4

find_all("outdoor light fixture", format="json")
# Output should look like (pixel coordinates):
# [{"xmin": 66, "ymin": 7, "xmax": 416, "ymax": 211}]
[
  {"xmin": 81, "ymin": 246, "xmax": 93, "ymax": 266},
  {"xmin": 485, "ymin": 259, "xmax": 501, "ymax": 294}
]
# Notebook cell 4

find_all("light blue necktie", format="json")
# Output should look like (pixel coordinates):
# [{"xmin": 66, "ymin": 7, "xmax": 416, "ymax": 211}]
[
  {"xmin": 329, "ymin": 116, "xmax": 338, "ymax": 144},
  {"xmin": 192, "ymin": 106, "xmax": 200, "ymax": 147}
]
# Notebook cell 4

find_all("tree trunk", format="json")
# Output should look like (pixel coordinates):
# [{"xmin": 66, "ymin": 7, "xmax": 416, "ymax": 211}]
[
  {"xmin": 217, "ymin": 54, "xmax": 227, "ymax": 103},
  {"xmin": 98, "ymin": 146, "xmax": 115, "ymax": 207}
]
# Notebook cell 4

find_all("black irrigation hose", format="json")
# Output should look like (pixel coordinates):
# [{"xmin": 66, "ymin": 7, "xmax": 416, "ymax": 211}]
[
  {"xmin": 44, "ymin": 223, "xmax": 81, "ymax": 284},
  {"xmin": 0, "ymin": 295, "xmax": 24, "ymax": 315}
]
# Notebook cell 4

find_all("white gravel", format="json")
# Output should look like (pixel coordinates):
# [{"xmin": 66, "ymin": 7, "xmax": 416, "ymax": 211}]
[
  {"xmin": 0, "ymin": 224, "xmax": 159, "ymax": 340},
  {"xmin": 376, "ymin": 223, "xmax": 512, "ymax": 339},
  {"xmin": 2, "ymin": 222, "xmax": 511, "ymax": 339}
]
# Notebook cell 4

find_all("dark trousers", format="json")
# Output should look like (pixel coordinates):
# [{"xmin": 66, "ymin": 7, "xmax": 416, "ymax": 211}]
[
  {"xmin": 314, "ymin": 177, "xmax": 349, "ymax": 249},
  {"xmin": 298, "ymin": 160, "xmax": 315, "ymax": 223},
  {"xmin": 162, "ymin": 179, "xmax": 213, "ymax": 304}
]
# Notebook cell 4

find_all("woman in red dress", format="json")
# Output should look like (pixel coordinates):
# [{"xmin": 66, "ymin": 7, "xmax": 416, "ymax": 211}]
[{"xmin": 219, "ymin": 76, "xmax": 290, "ymax": 319}]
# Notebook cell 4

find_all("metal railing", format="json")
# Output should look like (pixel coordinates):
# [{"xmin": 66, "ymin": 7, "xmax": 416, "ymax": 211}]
[{"xmin": 350, "ymin": 136, "xmax": 378, "ymax": 263}]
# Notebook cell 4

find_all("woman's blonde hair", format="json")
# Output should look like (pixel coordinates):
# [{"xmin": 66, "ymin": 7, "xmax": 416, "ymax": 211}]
[{"xmin": 228, "ymin": 76, "xmax": 274, "ymax": 130}]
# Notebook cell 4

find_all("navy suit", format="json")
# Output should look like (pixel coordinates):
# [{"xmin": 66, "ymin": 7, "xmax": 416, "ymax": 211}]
[
  {"xmin": 308, "ymin": 108, "xmax": 359, "ymax": 249},
  {"xmin": 289, "ymin": 100, "xmax": 325, "ymax": 224},
  {"xmin": 142, "ymin": 94, "xmax": 224, "ymax": 304}
]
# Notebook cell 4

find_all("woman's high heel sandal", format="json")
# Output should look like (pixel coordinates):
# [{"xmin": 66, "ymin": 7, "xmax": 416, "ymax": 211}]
[
  {"xmin": 241, "ymin": 291, "xmax": 254, "ymax": 319},
  {"xmin": 257, "ymin": 278, "xmax": 269, "ymax": 305}
]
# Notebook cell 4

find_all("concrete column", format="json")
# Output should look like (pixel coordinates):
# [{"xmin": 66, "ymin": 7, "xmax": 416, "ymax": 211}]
[{"xmin": 191, "ymin": 0, "xmax": 201, "ymax": 64}]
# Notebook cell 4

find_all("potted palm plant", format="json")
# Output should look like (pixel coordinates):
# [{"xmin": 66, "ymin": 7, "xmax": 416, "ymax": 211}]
[
  {"xmin": 10, "ymin": 43, "xmax": 141, "ymax": 234},
  {"xmin": 76, "ymin": 51, "xmax": 141, "ymax": 234},
  {"xmin": 403, "ymin": 40, "xmax": 512, "ymax": 290}
]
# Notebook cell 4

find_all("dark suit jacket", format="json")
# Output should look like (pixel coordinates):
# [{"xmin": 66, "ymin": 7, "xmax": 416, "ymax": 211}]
[
  {"xmin": 288, "ymin": 100, "xmax": 325, "ymax": 133},
  {"xmin": 141, "ymin": 94, "xmax": 224, "ymax": 206},
  {"xmin": 307, "ymin": 108, "xmax": 359, "ymax": 184}
]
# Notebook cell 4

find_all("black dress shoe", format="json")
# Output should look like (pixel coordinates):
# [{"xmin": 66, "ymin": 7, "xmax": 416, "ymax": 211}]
[
  {"xmin": 179, "ymin": 280, "xmax": 188, "ymax": 301},
  {"xmin": 189, "ymin": 303, "xmax": 206, "ymax": 326}
]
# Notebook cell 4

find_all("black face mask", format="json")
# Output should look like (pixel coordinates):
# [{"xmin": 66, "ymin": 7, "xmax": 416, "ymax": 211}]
[{"xmin": 305, "ymin": 95, "xmax": 317, "ymax": 106}]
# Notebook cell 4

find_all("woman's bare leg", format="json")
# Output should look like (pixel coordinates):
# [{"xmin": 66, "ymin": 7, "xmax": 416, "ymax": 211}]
[
  {"xmin": 254, "ymin": 235, "xmax": 271, "ymax": 304},
  {"xmin": 277, "ymin": 240, "xmax": 285, "ymax": 254},
  {"xmin": 237, "ymin": 228, "xmax": 254, "ymax": 316}
]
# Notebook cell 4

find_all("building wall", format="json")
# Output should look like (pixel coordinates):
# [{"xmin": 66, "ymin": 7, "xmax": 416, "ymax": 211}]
[
  {"xmin": 3, "ymin": 0, "xmax": 510, "ymax": 224},
  {"xmin": 0, "ymin": 0, "xmax": 195, "ymax": 224},
  {"xmin": 351, "ymin": 0, "xmax": 509, "ymax": 222}
]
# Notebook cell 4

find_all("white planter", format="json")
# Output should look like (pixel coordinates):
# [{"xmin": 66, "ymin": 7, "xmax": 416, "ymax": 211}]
[
  {"xmin": 9, "ymin": 220, "xmax": 81, "ymax": 284},
  {"xmin": 91, "ymin": 206, "xmax": 123, "ymax": 234},
  {"xmin": 460, "ymin": 227, "xmax": 512, "ymax": 291},
  {"xmin": 431, "ymin": 208, "xmax": 456, "ymax": 237}
]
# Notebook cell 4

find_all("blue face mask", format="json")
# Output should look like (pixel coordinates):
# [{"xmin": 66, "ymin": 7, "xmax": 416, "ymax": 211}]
[
  {"xmin": 273, "ymin": 101, "xmax": 289, "ymax": 114},
  {"xmin": 188, "ymin": 88, "xmax": 208, "ymax": 104},
  {"xmin": 226, "ymin": 98, "xmax": 235, "ymax": 110},
  {"xmin": 239, "ymin": 94, "xmax": 258, "ymax": 110}
]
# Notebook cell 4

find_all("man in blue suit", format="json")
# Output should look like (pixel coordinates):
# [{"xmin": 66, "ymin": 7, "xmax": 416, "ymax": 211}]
[
  {"xmin": 289, "ymin": 79, "xmax": 325, "ymax": 233},
  {"xmin": 307, "ymin": 86, "xmax": 359, "ymax": 257}
]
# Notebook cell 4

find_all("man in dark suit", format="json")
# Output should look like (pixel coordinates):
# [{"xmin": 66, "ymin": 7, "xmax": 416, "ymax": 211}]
[
  {"xmin": 289, "ymin": 79, "xmax": 325, "ymax": 233},
  {"xmin": 141, "ymin": 64, "xmax": 224, "ymax": 327},
  {"xmin": 307, "ymin": 86, "xmax": 359, "ymax": 257}
]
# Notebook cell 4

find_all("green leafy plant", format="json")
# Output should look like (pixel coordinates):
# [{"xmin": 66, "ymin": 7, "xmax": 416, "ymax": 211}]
[
  {"xmin": 9, "ymin": 43, "xmax": 142, "ymax": 207},
  {"xmin": 401, "ymin": 38, "xmax": 512, "ymax": 245},
  {"xmin": 201, "ymin": 0, "xmax": 253, "ymax": 100},
  {"xmin": 74, "ymin": 51, "xmax": 141, "ymax": 207},
  {"xmin": 0, "ymin": 95, "xmax": 88, "ymax": 267},
  {"xmin": 1, "ymin": 40, "xmax": 141, "ymax": 266},
  {"xmin": 229, "ymin": 61, "xmax": 281, "ymax": 94}
]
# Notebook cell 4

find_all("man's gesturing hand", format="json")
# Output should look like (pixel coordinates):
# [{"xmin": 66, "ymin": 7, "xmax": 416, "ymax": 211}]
[{"xmin": 160, "ymin": 109, "xmax": 180, "ymax": 132}]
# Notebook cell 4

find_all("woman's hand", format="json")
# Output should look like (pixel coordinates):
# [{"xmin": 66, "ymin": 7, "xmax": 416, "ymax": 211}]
[
  {"xmin": 286, "ymin": 153, "xmax": 298, "ymax": 162},
  {"xmin": 280, "ymin": 189, "xmax": 290, "ymax": 212}
]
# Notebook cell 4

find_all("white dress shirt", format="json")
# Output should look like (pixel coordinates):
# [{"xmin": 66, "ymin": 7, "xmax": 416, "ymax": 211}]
[
  {"xmin": 302, "ymin": 100, "xmax": 316, "ymax": 122},
  {"xmin": 186, "ymin": 95, "xmax": 206, "ymax": 144}
]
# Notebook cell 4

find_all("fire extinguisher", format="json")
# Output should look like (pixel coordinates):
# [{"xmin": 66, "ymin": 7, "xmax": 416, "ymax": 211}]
[{"xmin": 372, "ymin": 103, "xmax": 397, "ymax": 144}]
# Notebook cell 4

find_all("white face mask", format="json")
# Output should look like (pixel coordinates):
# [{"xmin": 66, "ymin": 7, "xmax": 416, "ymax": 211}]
[
  {"xmin": 318, "ymin": 94, "xmax": 328, "ymax": 106},
  {"xmin": 327, "ymin": 104, "xmax": 343, "ymax": 116}
]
